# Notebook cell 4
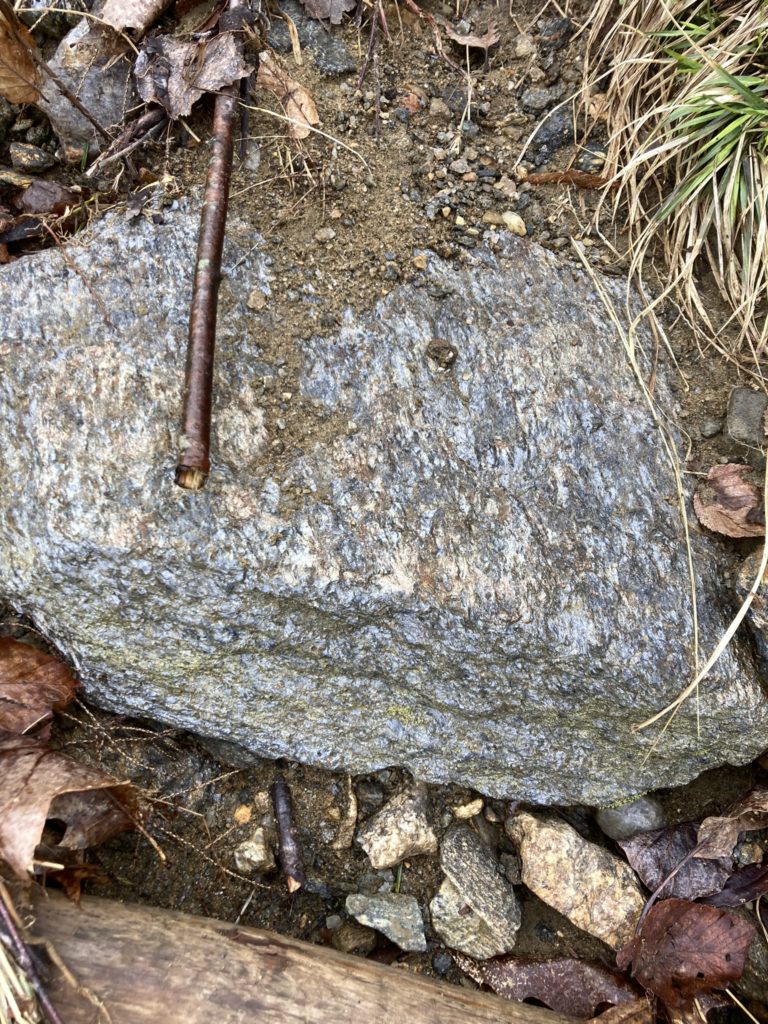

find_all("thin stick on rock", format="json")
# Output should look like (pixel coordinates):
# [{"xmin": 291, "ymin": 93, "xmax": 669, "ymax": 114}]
[
  {"xmin": 271, "ymin": 777, "xmax": 306, "ymax": 894},
  {"xmin": 175, "ymin": 0, "xmax": 247, "ymax": 490}
]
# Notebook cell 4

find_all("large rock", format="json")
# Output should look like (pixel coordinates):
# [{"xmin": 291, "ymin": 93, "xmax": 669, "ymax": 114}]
[{"xmin": 0, "ymin": 204, "xmax": 765, "ymax": 804}]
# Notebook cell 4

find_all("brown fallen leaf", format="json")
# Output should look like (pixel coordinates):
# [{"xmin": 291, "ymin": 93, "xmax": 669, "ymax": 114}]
[
  {"xmin": 452, "ymin": 953, "xmax": 641, "ymax": 1018},
  {"xmin": 619, "ymin": 823, "xmax": 732, "ymax": 901},
  {"xmin": 695, "ymin": 786, "xmax": 768, "ymax": 859},
  {"xmin": 101, "ymin": 0, "xmax": 175, "ymax": 34},
  {"xmin": 0, "ymin": 738, "xmax": 137, "ymax": 878},
  {"xmin": 300, "ymin": 0, "xmax": 355, "ymax": 26},
  {"xmin": 0, "ymin": 638, "xmax": 78, "ymax": 736},
  {"xmin": 442, "ymin": 18, "xmax": 500, "ymax": 50},
  {"xmin": 616, "ymin": 898, "xmax": 754, "ymax": 1010},
  {"xmin": 0, "ymin": 0, "xmax": 40, "ymax": 104},
  {"xmin": 135, "ymin": 32, "xmax": 252, "ymax": 119},
  {"xmin": 256, "ymin": 50, "xmax": 319, "ymax": 140},
  {"xmin": 693, "ymin": 463, "xmax": 764, "ymax": 538}
]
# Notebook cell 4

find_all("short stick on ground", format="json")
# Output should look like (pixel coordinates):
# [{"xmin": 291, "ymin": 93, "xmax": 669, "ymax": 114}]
[{"xmin": 271, "ymin": 777, "xmax": 306, "ymax": 894}]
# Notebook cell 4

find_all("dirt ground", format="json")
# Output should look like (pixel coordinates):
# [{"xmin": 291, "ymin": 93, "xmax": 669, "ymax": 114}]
[{"xmin": 2, "ymin": 0, "xmax": 768, "ymax": 1001}]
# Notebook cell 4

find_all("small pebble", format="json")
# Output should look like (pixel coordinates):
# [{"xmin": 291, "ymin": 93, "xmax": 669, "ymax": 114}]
[
  {"xmin": 502, "ymin": 211, "xmax": 527, "ymax": 236},
  {"xmin": 314, "ymin": 227, "xmax": 336, "ymax": 243},
  {"xmin": 9, "ymin": 142, "xmax": 55, "ymax": 173},
  {"xmin": 700, "ymin": 418, "xmax": 722, "ymax": 439},
  {"xmin": 452, "ymin": 797, "xmax": 484, "ymax": 819},
  {"xmin": 595, "ymin": 795, "xmax": 665, "ymax": 840}
]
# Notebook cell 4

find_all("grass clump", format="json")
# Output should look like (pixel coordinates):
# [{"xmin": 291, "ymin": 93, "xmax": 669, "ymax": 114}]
[{"xmin": 582, "ymin": 0, "xmax": 768, "ymax": 365}]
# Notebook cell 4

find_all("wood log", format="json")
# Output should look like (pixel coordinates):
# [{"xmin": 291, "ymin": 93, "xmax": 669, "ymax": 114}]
[{"xmin": 30, "ymin": 893, "xmax": 577, "ymax": 1024}]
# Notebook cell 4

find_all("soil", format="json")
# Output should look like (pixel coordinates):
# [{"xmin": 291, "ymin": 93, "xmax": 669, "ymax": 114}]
[{"xmin": 2, "ymin": 0, "xmax": 768, "ymax": 1007}]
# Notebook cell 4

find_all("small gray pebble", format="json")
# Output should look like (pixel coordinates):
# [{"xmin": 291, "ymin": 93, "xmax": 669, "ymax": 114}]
[
  {"xmin": 596, "ymin": 795, "xmax": 665, "ymax": 840},
  {"xmin": 700, "ymin": 419, "xmax": 723, "ymax": 439},
  {"xmin": 432, "ymin": 951, "xmax": 453, "ymax": 975}
]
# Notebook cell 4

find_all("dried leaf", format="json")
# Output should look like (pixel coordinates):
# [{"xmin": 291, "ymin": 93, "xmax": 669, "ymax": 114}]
[
  {"xmin": 0, "ymin": 0, "xmax": 39, "ymax": 104},
  {"xmin": 256, "ymin": 51, "xmax": 319, "ymax": 140},
  {"xmin": 47, "ymin": 863, "xmax": 107, "ymax": 904},
  {"xmin": 453, "ymin": 953, "xmax": 641, "ymax": 1018},
  {"xmin": 619, "ymin": 823, "xmax": 731, "ymax": 901},
  {"xmin": 299, "ymin": 0, "xmax": 355, "ymax": 25},
  {"xmin": 695, "ymin": 787, "xmax": 768, "ymax": 859},
  {"xmin": 0, "ymin": 739, "xmax": 136, "ymax": 878},
  {"xmin": 101, "ymin": 0, "xmax": 175, "ymax": 34},
  {"xmin": 0, "ymin": 638, "xmax": 78, "ymax": 736},
  {"xmin": 616, "ymin": 898, "xmax": 755, "ymax": 1009},
  {"xmin": 443, "ymin": 19, "xmax": 500, "ymax": 50},
  {"xmin": 693, "ymin": 463, "xmax": 764, "ymax": 538},
  {"xmin": 135, "ymin": 32, "xmax": 252, "ymax": 118},
  {"xmin": 700, "ymin": 862, "xmax": 768, "ymax": 908}
]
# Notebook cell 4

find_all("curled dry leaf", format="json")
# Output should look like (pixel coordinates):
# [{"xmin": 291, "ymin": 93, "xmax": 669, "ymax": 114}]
[
  {"xmin": 618, "ymin": 823, "xmax": 731, "ymax": 901},
  {"xmin": 452, "ymin": 953, "xmax": 641, "ymax": 1018},
  {"xmin": 700, "ymin": 862, "xmax": 768, "ymax": 908},
  {"xmin": 135, "ymin": 32, "xmax": 252, "ymax": 119},
  {"xmin": 0, "ymin": 638, "xmax": 78, "ymax": 736},
  {"xmin": 0, "ymin": 738, "xmax": 137, "ymax": 878},
  {"xmin": 616, "ymin": 898, "xmax": 755, "ymax": 1010},
  {"xmin": 442, "ymin": 18, "xmax": 500, "ymax": 50},
  {"xmin": 300, "ymin": 0, "xmax": 355, "ymax": 26},
  {"xmin": 695, "ymin": 786, "xmax": 768, "ymax": 859},
  {"xmin": 0, "ymin": 0, "xmax": 39, "ymax": 104},
  {"xmin": 101, "ymin": 0, "xmax": 175, "ymax": 35},
  {"xmin": 693, "ymin": 463, "xmax": 764, "ymax": 538},
  {"xmin": 256, "ymin": 51, "xmax": 319, "ymax": 140}
]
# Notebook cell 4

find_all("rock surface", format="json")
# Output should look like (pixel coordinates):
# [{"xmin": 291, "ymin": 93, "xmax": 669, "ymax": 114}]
[
  {"xmin": 357, "ymin": 783, "xmax": 437, "ymax": 869},
  {"xmin": 345, "ymin": 893, "xmax": 426, "ymax": 952},
  {"xmin": 1, "ymin": 203, "xmax": 766, "ymax": 804},
  {"xmin": 508, "ymin": 811, "xmax": 645, "ymax": 949},
  {"xmin": 430, "ymin": 826, "xmax": 521, "ymax": 958},
  {"xmin": 596, "ymin": 796, "xmax": 665, "ymax": 841}
]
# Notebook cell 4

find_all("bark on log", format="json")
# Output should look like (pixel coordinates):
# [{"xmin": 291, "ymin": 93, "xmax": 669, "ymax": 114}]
[{"xmin": 30, "ymin": 893, "xmax": 577, "ymax": 1024}]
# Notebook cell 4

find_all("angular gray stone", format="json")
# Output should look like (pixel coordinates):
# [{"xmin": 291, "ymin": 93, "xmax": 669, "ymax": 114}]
[
  {"xmin": 727, "ymin": 387, "xmax": 768, "ymax": 446},
  {"xmin": 1, "ymin": 203, "xmax": 766, "ymax": 804},
  {"xmin": 38, "ymin": 20, "xmax": 136, "ymax": 151},
  {"xmin": 345, "ymin": 893, "xmax": 426, "ymax": 952},
  {"xmin": 431, "ymin": 826, "xmax": 520, "ymax": 958}
]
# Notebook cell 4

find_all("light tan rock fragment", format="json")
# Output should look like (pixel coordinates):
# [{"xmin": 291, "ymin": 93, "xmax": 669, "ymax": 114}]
[
  {"xmin": 507, "ymin": 811, "xmax": 644, "ymax": 948},
  {"xmin": 357, "ymin": 783, "xmax": 438, "ymax": 869}
]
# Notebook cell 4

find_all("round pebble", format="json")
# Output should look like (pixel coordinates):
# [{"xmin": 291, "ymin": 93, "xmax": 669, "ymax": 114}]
[
  {"xmin": 596, "ymin": 795, "xmax": 665, "ymax": 840},
  {"xmin": 700, "ymin": 418, "xmax": 723, "ymax": 439}
]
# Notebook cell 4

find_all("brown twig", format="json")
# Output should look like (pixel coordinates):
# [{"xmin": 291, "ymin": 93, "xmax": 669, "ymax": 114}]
[
  {"xmin": 175, "ymin": 0, "xmax": 248, "ymax": 490},
  {"xmin": 85, "ymin": 106, "xmax": 168, "ymax": 177},
  {"xmin": 0, "ymin": 880, "xmax": 66, "ymax": 1024},
  {"xmin": 270, "ymin": 777, "xmax": 306, "ymax": 894}
]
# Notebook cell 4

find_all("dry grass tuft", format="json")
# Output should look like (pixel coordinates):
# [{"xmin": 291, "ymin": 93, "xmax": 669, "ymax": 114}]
[{"xmin": 582, "ymin": 0, "xmax": 768, "ymax": 368}]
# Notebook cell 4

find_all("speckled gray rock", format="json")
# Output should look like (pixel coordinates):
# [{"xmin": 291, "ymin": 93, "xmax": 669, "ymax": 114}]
[
  {"xmin": 430, "ymin": 826, "xmax": 520, "ymax": 958},
  {"xmin": 38, "ymin": 20, "xmax": 135, "ymax": 151},
  {"xmin": 357, "ymin": 783, "xmax": 437, "ymax": 869},
  {"xmin": 1, "ymin": 203, "xmax": 767, "ymax": 804},
  {"xmin": 267, "ymin": 0, "xmax": 356, "ymax": 75},
  {"xmin": 345, "ymin": 893, "xmax": 426, "ymax": 952},
  {"xmin": 727, "ymin": 387, "xmax": 768, "ymax": 446}
]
